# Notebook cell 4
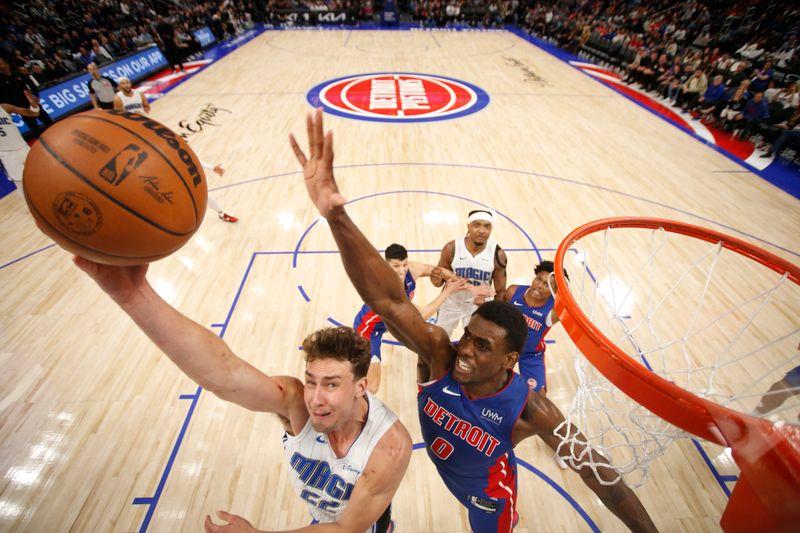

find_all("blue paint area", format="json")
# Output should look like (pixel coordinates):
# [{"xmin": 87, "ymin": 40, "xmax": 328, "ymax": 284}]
[
  {"xmin": 306, "ymin": 72, "xmax": 490, "ymax": 123},
  {"xmin": 504, "ymin": 26, "xmax": 800, "ymax": 200}
]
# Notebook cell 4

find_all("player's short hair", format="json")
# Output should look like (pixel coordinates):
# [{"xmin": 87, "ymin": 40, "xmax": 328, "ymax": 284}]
[
  {"xmin": 534, "ymin": 260, "xmax": 570, "ymax": 282},
  {"xmin": 384, "ymin": 243, "xmax": 408, "ymax": 261},
  {"xmin": 301, "ymin": 327, "xmax": 371, "ymax": 379},
  {"xmin": 473, "ymin": 300, "xmax": 528, "ymax": 354}
]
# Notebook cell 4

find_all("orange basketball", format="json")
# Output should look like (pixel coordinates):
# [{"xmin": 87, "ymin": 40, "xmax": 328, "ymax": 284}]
[{"xmin": 22, "ymin": 110, "xmax": 208, "ymax": 265}]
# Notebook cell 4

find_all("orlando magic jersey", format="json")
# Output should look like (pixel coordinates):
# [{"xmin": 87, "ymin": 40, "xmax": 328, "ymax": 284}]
[
  {"xmin": 418, "ymin": 370, "xmax": 528, "ymax": 530},
  {"xmin": 283, "ymin": 393, "xmax": 397, "ymax": 530},
  {"xmin": 116, "ymin": 90, "xmax": 146, "ymax": 115},
  {"xmin": 446, "ymin": 236, "xmax": 497, "ymax": 307},
  {"xmin": 509, "ymin": 286, "xmax": 554, "ymax": 358},
  {"xmin": 353, "ymin": 270, "xmax": 416, "ymax": 337}
]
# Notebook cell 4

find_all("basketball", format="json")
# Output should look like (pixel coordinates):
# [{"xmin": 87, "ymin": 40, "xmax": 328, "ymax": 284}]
[{"xmin": 22, "ymin": 110, "xmax": 208, "ymax": 266}]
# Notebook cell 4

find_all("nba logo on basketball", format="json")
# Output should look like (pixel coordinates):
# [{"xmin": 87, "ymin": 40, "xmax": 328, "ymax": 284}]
[
  {"xmin": 99, "ymin": 144, "xmax": 149, "ymax": 186},
  {"xmin": 307, "ymin": 73, "xmax": 490, "ymax": 123}
]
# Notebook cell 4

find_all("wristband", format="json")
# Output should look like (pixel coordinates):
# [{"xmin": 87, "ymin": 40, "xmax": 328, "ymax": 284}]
[{"xmin": 30, "ymin": 105, "xmax": 40, "ymax": 113}]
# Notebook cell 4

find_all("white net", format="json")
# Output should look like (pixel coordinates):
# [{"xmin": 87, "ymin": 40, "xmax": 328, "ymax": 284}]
[{"xmin": 554, "ymin": 224, "xmax": 800, "ymax": 488}]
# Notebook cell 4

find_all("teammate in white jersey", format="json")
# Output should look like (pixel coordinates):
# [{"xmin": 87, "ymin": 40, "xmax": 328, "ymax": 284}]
[
  {"xmin": 431, "ymin": 210, "xmax": 507, "ymax": 339},
  {"xmin": 73, "ymin": 261, "xmax": 411, "ymax": 533},
  {"xmin": 113, "ymin": 76, "xmax": 150, "ymax": 115},
  {"xmin": 1, "ymin": 91, "xmax": 41, "ymax": 187}
]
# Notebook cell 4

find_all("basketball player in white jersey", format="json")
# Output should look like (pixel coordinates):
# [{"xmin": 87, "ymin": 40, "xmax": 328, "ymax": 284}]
[
  {"xmin": 72, "ymin": 259, "xmax": 411, "ymax": 533},
  {"xmin": 431, "ymin": 210, "xmax": 507, "ymax": 338},
  {"xmin": 1, "ymin": 91, "xmax": 40, "ymax": 188},
  {"xmin": 113, "ymin": 76, "xmax": 151, "ymax": 115},
  {"xmin": 196, "ymin": 159, "xmax": 239, "ymax": 223}
]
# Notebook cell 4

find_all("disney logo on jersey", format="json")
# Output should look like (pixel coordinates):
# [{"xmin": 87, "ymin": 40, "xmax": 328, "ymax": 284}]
[
  {"xmin": 341, "ymin": 463, "xmax": 362, "ymax": 476},
  {"xmin": 307, "ymin": 72, "xmax": 489, "ymax": 123},
  {"xmin": 481, "ymin": 408, "xmax": 503, "ymax": 425}
]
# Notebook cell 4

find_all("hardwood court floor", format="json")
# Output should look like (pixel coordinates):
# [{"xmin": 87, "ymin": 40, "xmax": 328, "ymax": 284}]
[{"xmin": 1, "ymin": 29, "xmax": 798, "ymax": 532}]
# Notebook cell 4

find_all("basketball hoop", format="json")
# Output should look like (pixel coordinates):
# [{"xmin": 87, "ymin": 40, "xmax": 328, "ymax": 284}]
[{"xmin": 553, "ymin": 217, "xmax": 800, "ymax": 533}]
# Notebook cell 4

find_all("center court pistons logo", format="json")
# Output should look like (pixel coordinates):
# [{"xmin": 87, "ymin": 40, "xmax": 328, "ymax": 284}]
[{"xmin": 307, "ymin": 72, "xmax": 490, "ymax": 123}]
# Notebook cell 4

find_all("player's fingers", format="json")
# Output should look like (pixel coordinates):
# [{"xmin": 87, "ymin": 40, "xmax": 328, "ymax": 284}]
[
  {"xmin": 310, "ymin": 108, "xmax": 324, "ymax": 158},
  {"xmin": 216, "ymin": 510, "xmax": 236, "ymax": 521},
  {"xmin": 305, "ymin": 112, "xmax": 318, "ymax": 158},
  {"xmin": 322, "ymin": 130, "xmax": 334, "ymax": 167},
  {"xmin": 204, "ymin": 514, "xmax": 219, "ymax": 532},
  {"xmin": 289, "ymin": 134, "xmax": 308, "ymax": 166},
  {"xmin": 72, "ymin": 255, "xmax": 96, "ymax": 275}
]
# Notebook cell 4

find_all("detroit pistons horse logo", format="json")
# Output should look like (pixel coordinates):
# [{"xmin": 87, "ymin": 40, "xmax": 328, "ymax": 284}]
[{"xmin": 307, "ymin": 73, "xmax": 490, "ymax": 123}]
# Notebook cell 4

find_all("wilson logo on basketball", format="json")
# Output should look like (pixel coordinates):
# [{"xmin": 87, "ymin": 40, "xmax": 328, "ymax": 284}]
[
  {"xmin": 99, "ymin": 144, "xmax": 149, "ymax": 186},
  {"xmin": 307, "ymin": 73, "xmax": 490, "ymax": 122}
]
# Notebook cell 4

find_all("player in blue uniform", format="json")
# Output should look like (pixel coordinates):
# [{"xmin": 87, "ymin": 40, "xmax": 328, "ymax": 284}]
[
  {"xmin": 498, "ymin": 261, "xmax": 567, "ymax": 394},
  {"xmin": 291, "ymin": 109, "xmax": 658, "ymax": 533}
]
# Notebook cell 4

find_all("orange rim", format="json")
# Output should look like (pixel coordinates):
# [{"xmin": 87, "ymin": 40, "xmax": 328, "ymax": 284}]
[{"xmin": 553, "ymin": 217, "xmax": 800, "ymax": 527}]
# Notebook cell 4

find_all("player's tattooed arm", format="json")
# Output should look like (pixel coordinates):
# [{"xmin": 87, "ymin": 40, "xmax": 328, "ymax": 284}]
[{"xmin": 492, "ymin": 246, "xmax": 508, "ymax": 294}]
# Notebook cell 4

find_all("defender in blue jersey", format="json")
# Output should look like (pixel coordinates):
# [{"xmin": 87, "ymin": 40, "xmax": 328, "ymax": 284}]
[
  {"xmin": 499, "ymin": 261, "xmax": 568, "ymax": 394},
  {"xmin": 292, "ymin": 109, "xmax": 658, "ymax": 533}
]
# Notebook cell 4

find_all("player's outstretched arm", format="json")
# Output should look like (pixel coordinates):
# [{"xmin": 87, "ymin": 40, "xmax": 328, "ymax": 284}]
[
  {"xmin": 205, "ymin": 420, "xmax": 412, "ymax": 533},
  {"xmin": 408, "ymin": 260, "xmax": 454, "ymax": 282},
  {"xmin": 419, "ymin": 278, "xmax": 469, "ymax": 320},
  {"xmin": 513, "ymin": 393, "xmax": 658, "ymax": 533},
  {"xmin": 74, "ymin": 257, "xmax": 302, "ymax": 417},
  {"xmin": 290, "ymin": 109, "xmax": 453, "ymax": 366},
  {"xmin": 492, "ymin": 247, "xmax": 508, "ymax": 294},
  {"xmin": 496, "ymin": 285, "xmax": 517, "ymax": 303}
]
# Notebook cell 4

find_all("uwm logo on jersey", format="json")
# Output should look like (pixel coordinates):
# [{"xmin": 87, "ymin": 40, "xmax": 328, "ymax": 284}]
[{"xmin": 307, "ymin": 72, "xmax": 490, "ymax": 123}]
